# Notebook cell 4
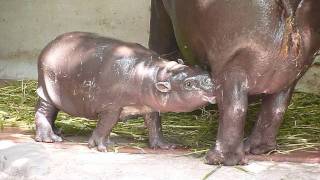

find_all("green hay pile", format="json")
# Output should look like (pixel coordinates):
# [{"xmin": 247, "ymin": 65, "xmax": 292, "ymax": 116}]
[{"xmin": 0, "ymin": 81, "xmax": 319, "ymax": 154}]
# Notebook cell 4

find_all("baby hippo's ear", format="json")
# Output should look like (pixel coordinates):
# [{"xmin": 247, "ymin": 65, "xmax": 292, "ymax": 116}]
[
  {"xmin": 155, "ymin": 81, "xmax": 171, "ymax": 93},
  {"xmin": 177, "ymin": 59, "xmax": 184, "ymax": 65}
]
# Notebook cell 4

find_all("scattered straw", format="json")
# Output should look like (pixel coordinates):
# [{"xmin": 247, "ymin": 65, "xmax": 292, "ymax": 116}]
[
  {"xmin": 0, "ymin": 81, "xmax": 319, "ymax": 154},
  {"xmin": 202, "ymin": 165, "xmax": 222, "ymax": 180}
]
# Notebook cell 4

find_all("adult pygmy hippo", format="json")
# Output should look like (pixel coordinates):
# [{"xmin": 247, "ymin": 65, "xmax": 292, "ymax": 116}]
[
  {"xmin": 35, "ymin": 32, "xmax": 215, "ymax": 151},
  {"xmin": 149, "ymin": 0, "xmax": 320, "ymax": 165}
]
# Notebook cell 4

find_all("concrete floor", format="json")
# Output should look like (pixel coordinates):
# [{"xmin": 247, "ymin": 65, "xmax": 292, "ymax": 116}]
[{"xmin": 1, "ymin": 128, "xmax": 320, "ymax": 180}]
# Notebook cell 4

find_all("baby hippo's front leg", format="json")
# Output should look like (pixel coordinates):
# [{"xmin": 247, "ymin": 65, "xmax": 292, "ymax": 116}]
[
  {"xmin": 144, "ymin": 112, "xmax": 176, "ymax": 149},
  {"xmin": 88, "ymin": 110, "xmax": 120, "ymax": 152}
]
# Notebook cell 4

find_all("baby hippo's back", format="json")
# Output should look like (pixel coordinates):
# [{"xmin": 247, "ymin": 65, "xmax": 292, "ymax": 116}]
[{"xmin": 37, "ymin": 32, "xmax": 153, "ymax": 119}]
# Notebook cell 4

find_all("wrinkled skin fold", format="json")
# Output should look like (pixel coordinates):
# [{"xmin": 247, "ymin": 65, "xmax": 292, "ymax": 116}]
[
  {"xmin": 149, "ymin": 0, "xmax": 320, "ymax": 165},
  {"xmin": 35, "ymin": 32, "xmax": 215, "ymax": 151}
]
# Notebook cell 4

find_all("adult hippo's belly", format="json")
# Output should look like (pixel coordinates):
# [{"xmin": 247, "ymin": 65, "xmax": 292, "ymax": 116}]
[{"xmin": 149, "ymin": 0, "xmax": 320, "ymax": 165}]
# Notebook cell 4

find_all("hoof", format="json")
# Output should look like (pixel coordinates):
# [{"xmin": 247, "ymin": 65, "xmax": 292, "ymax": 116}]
[
  {"xmin": 205, "ymin": 149, "xmax": 247, "ymax": 166},
  {"xmin": 88, "ymin": 133, "xmax": 107, "ymax": 152},
  {"xmin": 35, "ymin": 132, "xmax": 62, "ymax": 143},
  {"xmin": 244, "ymin": 138, "xmax": 276, "ymax": 155},
  {"xmin": 149, "ymin": 139, "xmax": 177, "ymax": 150},
  {"xmin": 53, "ymin": 126, "xmax": 62, "ymax": 136}
]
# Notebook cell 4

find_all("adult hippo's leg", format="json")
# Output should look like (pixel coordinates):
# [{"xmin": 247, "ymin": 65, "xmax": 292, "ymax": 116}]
[
  {"xmin": 244, "ymin": 85, "xmax": 295, "ymax": 155},
  {"xmin": 88, "ymin": 109, "xmax": 120, "ymax": 152},
  {"xmin": 149, "ymin": 0, "xmax": 180, "ymax": 59},
  {"xmin": 205, "ymin": 69, "xmax": 249, "ymax": 165},
  {"xmin": 144, "ymin": 112, "xmax": 176, "ymax": 149},
  {"xmin": 35, "ymin": 98, "xmax": 62, "ymax": 142}
]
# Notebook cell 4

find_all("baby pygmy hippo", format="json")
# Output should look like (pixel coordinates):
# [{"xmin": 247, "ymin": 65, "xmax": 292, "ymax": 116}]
[{"xmin": 35, "ymin": 32, "xmax": 215, "ymax": 151}]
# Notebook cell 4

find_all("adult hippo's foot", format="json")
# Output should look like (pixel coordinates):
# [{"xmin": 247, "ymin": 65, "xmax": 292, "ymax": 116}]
[
  {"xmin": 205, "ymin": 147, "xmax": 248, "ymax": 166},
  {"xmin": 244, "ymin": 86, "xmax": 295, "ymax": 155},
  {"xmin": 244, "ymin": 138, "xmax": 276, "ymax": 155},
  {"xmin": 88, "ymin": 131, "xmax": 108, "ymax": 152},
  {"xmin": 149, "ymin": 138, "xmax": 176, "ymax": 150},
  {"xmin": 88, "ymin": 110, "xmax": 120, "ymax": 152},
  {"xmin": 144, "ymin": 112, "xmax": 177, "ymax": 150},
  {"xmin": 35, "ymin": 99, "xmax": 62, "ymax": 143}
]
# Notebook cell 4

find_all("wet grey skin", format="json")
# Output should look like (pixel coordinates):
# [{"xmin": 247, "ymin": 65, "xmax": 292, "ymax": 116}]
[
  {"xmin": 35, "ymin": 32, "xmax": 215, "ymax": 151},
  {"xmin": 149, "ymin": 0, "xmax": 320, "ymax": 165}
]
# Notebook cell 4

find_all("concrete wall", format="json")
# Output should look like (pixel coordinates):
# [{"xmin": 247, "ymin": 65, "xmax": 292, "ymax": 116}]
[
  {"xmin": 0, "ymin": 0, "xmax": 319, "ymax": 94},
  {"xmin": 0, "ymin": 0, "xmax": 150, "ymax": 79},
  {"xmin": 296, "ymin": 60, "xmax": 320, "ymax": 95}
]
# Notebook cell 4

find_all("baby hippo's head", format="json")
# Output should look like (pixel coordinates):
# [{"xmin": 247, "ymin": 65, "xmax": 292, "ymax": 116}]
[{"xmin": 154, "ymin": 60, "xmax": 215, "ymax": 112}]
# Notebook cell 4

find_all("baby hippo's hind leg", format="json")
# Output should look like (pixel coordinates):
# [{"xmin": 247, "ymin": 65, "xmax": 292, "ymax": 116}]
[
  {"xmin": 144, "ymin": 112, "xmax": 176, "ymax": 149},
  {"xmin": 88, "ymin": 110, "xmax": 120, "ymax": 152},
  {"xmin": 35, "ymin": 98, "xmax": 62, "ymax": 142}
]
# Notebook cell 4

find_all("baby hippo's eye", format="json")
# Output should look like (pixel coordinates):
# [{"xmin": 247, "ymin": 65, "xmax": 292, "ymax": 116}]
[{"xmin": 184, "ymin": 80, "xmax": 195, "ymax": 90}]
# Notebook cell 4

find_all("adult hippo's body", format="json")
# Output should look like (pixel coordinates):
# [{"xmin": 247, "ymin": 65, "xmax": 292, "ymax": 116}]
[
  {"xmin": 149, "ymin": 0, "xmax": 320, "ymax": 165},
  {"xmin": 35, "ymin": 32, "xmax": 214, "ymax": 151}
]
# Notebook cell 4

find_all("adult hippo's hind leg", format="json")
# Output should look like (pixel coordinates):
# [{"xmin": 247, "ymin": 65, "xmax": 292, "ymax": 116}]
[
  {"xmin": 88, "ymin": 109, "xmax": 120, "ymax": 152},
  {"xmin": 35, "ymin": 98, "xmax": 62, "ymax": 142},
  {"xmin": 144, "ymin": 112, "xmax": 176, "ymax": 149},
  {"xmin": 205, "ymin": 69, "xmax": 249, "ymax": 166},
  {"xmin": 244, "ymin": 85, "xmax": 295, "ymax": 155}
]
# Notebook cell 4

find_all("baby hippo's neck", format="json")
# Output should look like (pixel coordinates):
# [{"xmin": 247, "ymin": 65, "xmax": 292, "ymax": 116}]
[{"xmin": 130, "ymin": 56, "xmax": 168, "ymax": 111}]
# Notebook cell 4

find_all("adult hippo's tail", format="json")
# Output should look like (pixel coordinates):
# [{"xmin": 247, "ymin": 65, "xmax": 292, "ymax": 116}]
[{"xmin": 295, "ymin": 0, "xmax": 320, "ymax": 56}]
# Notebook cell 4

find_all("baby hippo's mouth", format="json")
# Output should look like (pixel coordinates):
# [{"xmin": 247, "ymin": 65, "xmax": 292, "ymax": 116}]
[{"xmin": 202, "ymin": 96, "xmax": 216, "ymax": 104}]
